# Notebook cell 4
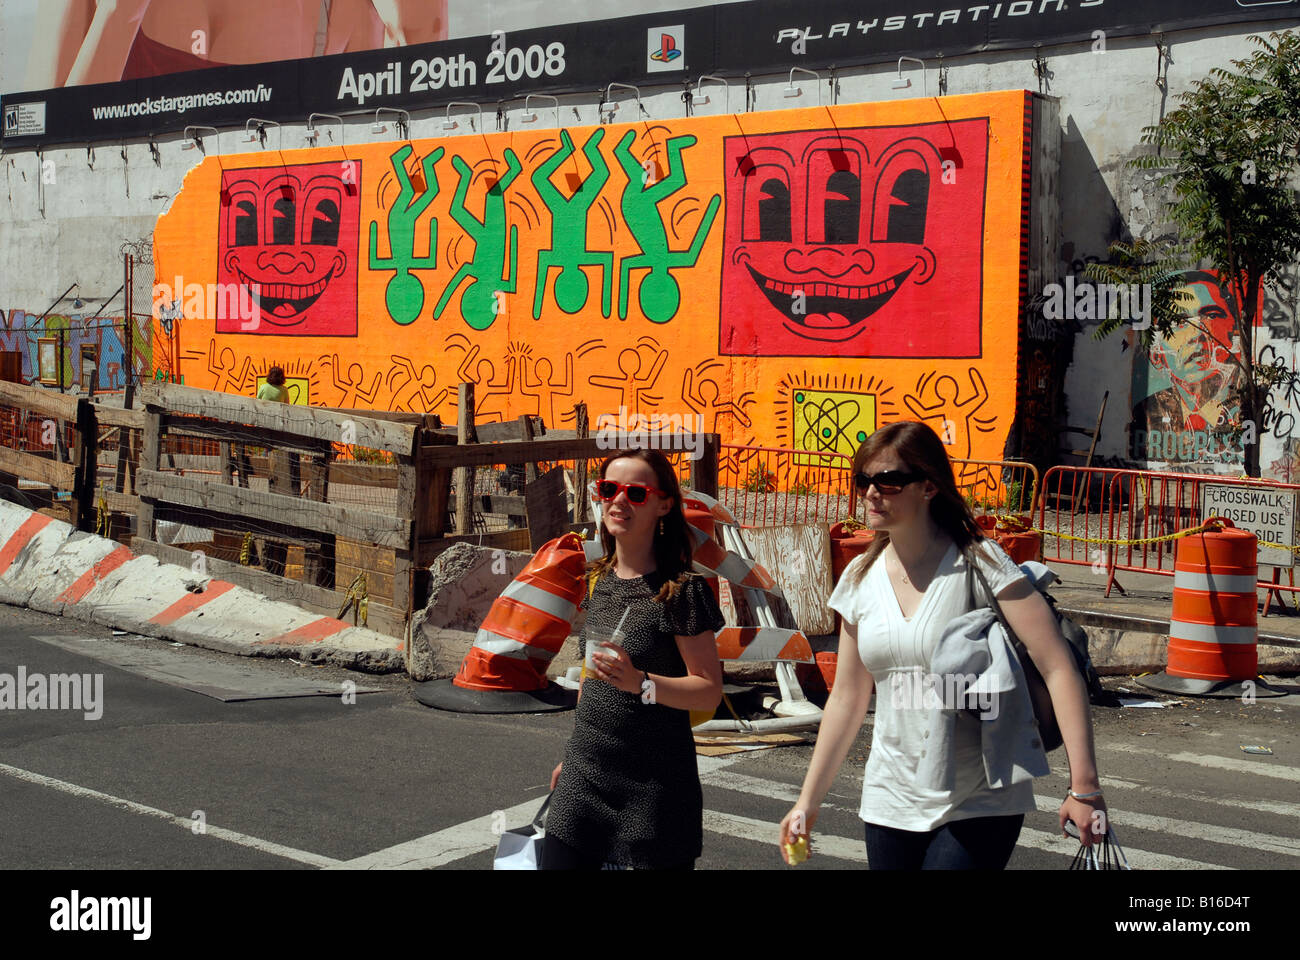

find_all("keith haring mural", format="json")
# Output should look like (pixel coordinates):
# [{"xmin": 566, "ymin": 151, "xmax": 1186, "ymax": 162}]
[
  {"xmin": 720, "ymin": 120, "xmax": 986, "ymax": 357},
  {"xmin": 154, "ymin": 90, "xmax": 1035, "ymax": 467},
  {"xmin": 218, "ymin": 162, "xmax": 361, "ymax": 336}
]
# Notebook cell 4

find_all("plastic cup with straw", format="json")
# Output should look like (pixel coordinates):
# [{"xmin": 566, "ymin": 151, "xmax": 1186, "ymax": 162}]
[{"xmin": 586, "ymin": 606, "xmax": 631, "ymax": 677}]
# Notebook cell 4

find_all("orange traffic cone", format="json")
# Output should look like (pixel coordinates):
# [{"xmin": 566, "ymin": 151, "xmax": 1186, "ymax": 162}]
[{"xmin": 414, "ymin": 533, "xmax": 587, "ymax": 713}]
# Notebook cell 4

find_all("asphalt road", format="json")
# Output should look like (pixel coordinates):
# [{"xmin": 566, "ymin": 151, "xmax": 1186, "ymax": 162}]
[{"xmin": 1, "ymin": 604, "xmax": 1297, "ymax": 872}]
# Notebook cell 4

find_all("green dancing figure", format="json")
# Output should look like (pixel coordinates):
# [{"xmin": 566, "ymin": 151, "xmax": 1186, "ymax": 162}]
[
  {"xmin": 369, "ymin": 145, "xmax": 442, "ymax": 326},
  {"xmin": 613, "ymin": 131, "xmax": 721, "ymax": 323},
  {"xmin": 531, "ymin": 129, "xmax": 613, "ymax": 318},
  {"xmin": 434, "ymin": 150, "xmax": 522, "ymax": 330}
]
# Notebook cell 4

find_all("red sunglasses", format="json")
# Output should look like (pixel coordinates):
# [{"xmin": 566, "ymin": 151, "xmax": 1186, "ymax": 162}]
[{"xmin": 593, "ymin": 480, "xmax": 668, "ymax": 505}]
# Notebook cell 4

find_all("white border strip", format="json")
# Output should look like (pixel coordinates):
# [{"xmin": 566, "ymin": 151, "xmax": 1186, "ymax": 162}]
[
  {"xmin": 1174, "ymin": 570, "xmax": 1258, "ymax": 593},
  {"xmin": 0, "ymin": 762, "xmax": 340, "ymax": 868}
]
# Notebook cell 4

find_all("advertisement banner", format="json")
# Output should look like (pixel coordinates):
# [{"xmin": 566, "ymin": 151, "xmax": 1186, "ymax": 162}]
[{"xmin": 2, "ymin": 0, "xmax": 1296, "ymax": 147}]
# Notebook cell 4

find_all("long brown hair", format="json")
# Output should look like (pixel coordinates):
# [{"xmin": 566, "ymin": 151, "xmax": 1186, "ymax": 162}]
[
  {"xmin": 841, "ymin": 421, "xmax": 984, "ymax": 590},
  {"xmin": 586, "ymin": 447, "xmax": 694, "ymax": 602}
]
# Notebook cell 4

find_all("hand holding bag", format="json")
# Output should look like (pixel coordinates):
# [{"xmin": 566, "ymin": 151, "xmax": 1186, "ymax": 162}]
[
  {"xmin": 1068, "ymin": 824, "xmax": 1132, "ymax": 870},
  {"xmin": 493, "ymin": 794, "xmax": 551, "ymax": 870}
]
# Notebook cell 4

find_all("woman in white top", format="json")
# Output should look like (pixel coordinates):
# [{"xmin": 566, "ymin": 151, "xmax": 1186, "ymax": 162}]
[{"xmin": 778, "ymin": 421, "xmax": 1107, "ymax": 869}]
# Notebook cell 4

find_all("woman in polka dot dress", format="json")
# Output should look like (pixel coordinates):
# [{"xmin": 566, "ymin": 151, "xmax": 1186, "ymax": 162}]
[{"xmin": 542, "ymin": 447, "xmax": 724, "ymax": 870}]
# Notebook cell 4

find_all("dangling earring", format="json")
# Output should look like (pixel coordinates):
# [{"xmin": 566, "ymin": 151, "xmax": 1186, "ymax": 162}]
[{"xmin": 659, "ymin": 518, "xmax": 665, "ymax": 536}]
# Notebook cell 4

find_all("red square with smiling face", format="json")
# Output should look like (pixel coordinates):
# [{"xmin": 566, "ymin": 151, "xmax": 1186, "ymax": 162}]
[
  {"xmin": 719, "ymin": 119, "xmax": 988, "ymax": 357},
  {"xmin": 216, "ymin": 162, "xmax": 360, "ymax": 335}
]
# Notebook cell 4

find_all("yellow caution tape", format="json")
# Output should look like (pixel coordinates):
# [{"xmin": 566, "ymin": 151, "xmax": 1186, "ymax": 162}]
[
  {"xmin": 337, "ymin": 573, "xmax": 369, "ymax": 627},
  {"xmin": 95, "ymin": 483, "xmax": 110, "ymax": 538},
  {"xmin": 994, "ymin": 515, "xmax": 1300, "ymax": 554}
]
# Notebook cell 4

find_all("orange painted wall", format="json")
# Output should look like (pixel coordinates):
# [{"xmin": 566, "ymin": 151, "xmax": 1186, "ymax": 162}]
[{"xmin": 154, "ymin": 89, "xmax": 1031, "ymax": 472}]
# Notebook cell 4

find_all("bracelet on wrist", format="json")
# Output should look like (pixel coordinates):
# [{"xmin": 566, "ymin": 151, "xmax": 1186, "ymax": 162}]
[{"xmin": 1067, "ymin": 788, "xmax": 1104, "ymax": 800}]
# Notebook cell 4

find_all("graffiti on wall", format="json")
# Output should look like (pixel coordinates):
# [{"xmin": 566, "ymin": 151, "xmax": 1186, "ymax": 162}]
[
  {"xmin": 154, "ymin": 91, "xmax": 1034, "ymax": 468},
  {"xmin": 0, "ymin": 309, "xmax": 152, "ymax": 388},
  {"xmin": 217, "ymin": 162, "xmax": 361, "ymax": 336},
  {"xmin": 1130, "ymin": 270, "xmax": 1245, "ymax": 465}
]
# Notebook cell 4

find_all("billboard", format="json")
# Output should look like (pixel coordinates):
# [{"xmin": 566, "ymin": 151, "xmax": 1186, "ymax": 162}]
[
  {"xmin": 3, "ymin": 0, "xmax": 1296, "ymax": 147},
  {"xmin": 153, "ymin": 89, "xmax": 1038, "ymax": 476}
]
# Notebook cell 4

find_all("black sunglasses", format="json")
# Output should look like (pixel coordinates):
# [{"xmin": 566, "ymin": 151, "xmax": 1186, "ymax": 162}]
[{"xmin": 854, "ymin": 470, "xmax": 925, "ymax": 495}]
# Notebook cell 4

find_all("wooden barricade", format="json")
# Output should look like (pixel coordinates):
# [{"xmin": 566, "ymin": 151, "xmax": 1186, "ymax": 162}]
[
  {"xmin": 1, "ymin": 379, "xmax": 722, "ymax": 645},
  {"xmin": 0, "ymin": 380, "xmax": 136, "ymax": 536},
  {"xmin": 132, "ymin": 381, "xmax": 422, "ymax": 639}
]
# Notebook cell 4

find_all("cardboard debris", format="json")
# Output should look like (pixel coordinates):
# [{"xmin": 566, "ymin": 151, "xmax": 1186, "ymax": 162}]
[{"xmin": 694, "ymin": 732, "xmax": 811, "ymax": 756}]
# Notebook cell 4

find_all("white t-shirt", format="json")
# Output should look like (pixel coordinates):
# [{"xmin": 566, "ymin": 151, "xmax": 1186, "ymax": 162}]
[{"xmin": 827, "ymin": 537, "xmax": 1037, "ymax": 831}]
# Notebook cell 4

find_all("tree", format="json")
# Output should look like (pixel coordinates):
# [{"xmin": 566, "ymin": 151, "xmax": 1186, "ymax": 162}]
[{"xmin": 1094, "ymin": 31, "xmax": 1300, "ymax": 476}]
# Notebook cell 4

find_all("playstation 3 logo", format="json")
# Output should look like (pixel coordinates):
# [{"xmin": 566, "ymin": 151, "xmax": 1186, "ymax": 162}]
[{"xmin": 646, "ymin": 25, "xmax": 685, "ymax": 72}]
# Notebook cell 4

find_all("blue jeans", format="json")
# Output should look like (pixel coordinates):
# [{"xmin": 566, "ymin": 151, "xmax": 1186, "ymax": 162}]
[{"xmin": 863, "ymin": 814, "xmax": 1024, "ymax": 870}]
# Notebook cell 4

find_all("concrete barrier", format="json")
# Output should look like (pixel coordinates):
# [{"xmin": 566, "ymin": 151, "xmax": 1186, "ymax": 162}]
[
  {"xmin": 27, "ymin": 531, "xmax": 134, "ymax": 618},
  {"xmin": 0, "ymin": 509, "xmax": 75, "ymax": 607},
  {"xmin": 0, "ymin": 499, "xmax": 404, "ymax": 673}
]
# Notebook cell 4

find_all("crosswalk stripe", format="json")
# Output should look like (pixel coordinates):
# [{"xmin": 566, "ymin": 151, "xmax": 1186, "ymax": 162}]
[
  {"xmin": 700, "ymin": 810, "xmax": 1235, "ymax": 870},
  {"xmin": 332, "ymin": 756, "xmax": 747, "ymax": 870},
  {"xmin": 703, "ymin": 809, "xmax": 867, "ymax": 864},
  {"xmin": 1030, "ymin": 796, "xmax": 1300, "ymax": 858},
  {"xmin": 1097, "ymin": 775, "xmax": 1300, "ymax": 820},
  {"xmin": 1013, "ymin": 827, "xmax": 1234, "ymax": 870},
  {"xmin": 701, "ymin": 765, "xmax": 1249, "ymax": 869},
  {"xmin": 701, "ymin": 768, "xmax": 854, "ymax": 811},
  {"xmin": 0, "ymin": 761, "xmax": 340, "ymax": 868},
  {"xmin": 327, "ymin": 795, "xmax": 548, "ymax": 870},
  {"xmin": 1104, "ymin": 743, "xmax": 1300, "ymax": 782}
]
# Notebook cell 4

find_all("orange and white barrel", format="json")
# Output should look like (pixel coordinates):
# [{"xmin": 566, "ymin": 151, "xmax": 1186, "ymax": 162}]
[
  {"xmin": 454, "ymin": 532, "xmax": 588, "ymax": 693},
  {"xmin": 1167, "ymin": 517, "xmax": 1258, "ymax": 683},
  {"xmin": 415, "ymin": 533, "xmax": 587, "ymax": 713}
]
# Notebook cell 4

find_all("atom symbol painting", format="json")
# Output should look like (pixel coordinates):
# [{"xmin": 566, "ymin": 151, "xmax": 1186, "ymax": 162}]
[
  {"xmin": 776, "ymin": 373, "xmax": 897, "ymax": 463},
  {"xmin": 798, "ymin": 392, "xmax": 867, "ymax": 453}
]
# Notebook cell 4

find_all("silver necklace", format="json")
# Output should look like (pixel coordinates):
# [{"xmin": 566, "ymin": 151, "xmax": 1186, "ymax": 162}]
[{"xmin": 898, "ymin": 542, "xmax": 940, "ymax": 586}]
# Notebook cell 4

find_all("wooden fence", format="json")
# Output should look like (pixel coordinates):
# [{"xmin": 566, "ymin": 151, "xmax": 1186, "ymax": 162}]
[
  {"xmin": 0, "ymin": 379, "xmax": 720, "ymax": 642},
  {"xmin": 0, "ymin": 380, "xmax": 140, "ymax": 535}
]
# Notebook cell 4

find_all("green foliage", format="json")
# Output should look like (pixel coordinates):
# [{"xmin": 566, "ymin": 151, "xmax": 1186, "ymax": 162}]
[
  {"xmin": 789, "ymin": 476, "xmax": 816, "ymax": 497},
  {"xmin": 1006, "ymin": 478, "xmax": 1036, "ymax": 514},
  {"xmin": 353, "ymin": 446, "xmax": 395, "ymax": 465},
  {"xmin": 1112, "ymin": 31, "xmax": 1300, "ymax": 475},
  {"xmin": 1130, "ymin": 32, "xmax": 1300, "ymax": 296},
  {"xmin": 743, "ymin": 461, "xmax": 777, "ymax": 493},
  {"xmin": 1085, "ymin": 239, "xmax": 1187, "ymax": 344}
]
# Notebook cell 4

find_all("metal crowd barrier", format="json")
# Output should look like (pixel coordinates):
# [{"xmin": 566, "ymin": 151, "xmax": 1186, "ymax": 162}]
[
  {"xmin": 716, "ymin": 443, "xmax": 1038, "ymax": 528},
  {"xmin": 1036, "ymin": 465, "xmax": 1300, "ymax": 611}
]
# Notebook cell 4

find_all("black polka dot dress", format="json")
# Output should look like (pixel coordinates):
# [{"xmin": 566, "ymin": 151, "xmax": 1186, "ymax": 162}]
[{"xmin": 546, "ymin": 570, "xmax": 725, "ymax": 869}]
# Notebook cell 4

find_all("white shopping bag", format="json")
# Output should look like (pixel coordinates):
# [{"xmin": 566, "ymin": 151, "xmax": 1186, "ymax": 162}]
[{"xmin": 494, "ymin": 795, "xmax": 551, "ymax": 870}]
